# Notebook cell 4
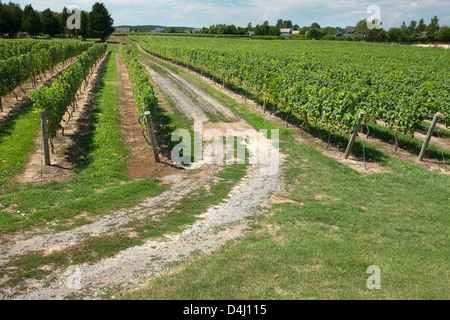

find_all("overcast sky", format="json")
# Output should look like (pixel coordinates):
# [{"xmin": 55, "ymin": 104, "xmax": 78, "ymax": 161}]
[{"xmin": 12, "ymin": 0, "xmax": 450, "ymax": 29}]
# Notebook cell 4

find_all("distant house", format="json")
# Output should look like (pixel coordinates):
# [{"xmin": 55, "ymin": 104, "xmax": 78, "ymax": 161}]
[
  {"xmin": 357, "ymin": 32, "xmax": 367, "ymax": 38},
  {"xmin": 152, "ymin": 27, "xmax": 166, "ymax": 33},
  {"xmin": 192, "ymin": 28, "xmax": 203, "ymax": 33},
  {"xmin": 344, "ymin": 26, "xmax": 356, "ymax": 36},
  {"xmin": 115, "ymin": 27, "xmax": 130, "ymax": 33},
  {"xmin": 280, "ymin": 28, "xmax": 292, "ymax": 36},
  {"xmin": 420, "ymin": 31, "xmax": 428, "ymax": 38},
  {"xmin": 245, "ymin": 31, "xmax": 255, "ymax": 36},
  {"xmin": 335, "ymin": 32, "xmax": 344, "ymax": 37},
  {"xmin": 292, "ymin": 30, "xmax": 300, "ymax": 35}
]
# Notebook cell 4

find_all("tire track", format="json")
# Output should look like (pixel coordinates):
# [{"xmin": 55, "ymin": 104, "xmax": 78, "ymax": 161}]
[{"xmin": 0, "ymin": 45, "xmax": 284, "ymax": 300}]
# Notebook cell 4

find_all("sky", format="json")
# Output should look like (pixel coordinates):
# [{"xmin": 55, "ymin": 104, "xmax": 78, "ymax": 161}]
[{"xmin": 12, "ymin": 0, "xmax": 450, "ymax": 30}]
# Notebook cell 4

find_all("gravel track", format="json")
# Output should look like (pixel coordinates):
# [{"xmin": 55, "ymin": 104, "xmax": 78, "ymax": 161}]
[
  {"xmin": 0, "ymin": 49, "xmax": 284, "ymax": 300},
  {"xmin": 6, "ymin": 159, "xmax": 282, "ymax": 300},
  {"xmin": 0, "ymin": 168, "xmax": 219, "ymax": 266},
  {"xmin": 143, "ymin": 65, "xmax": 209, "ymax": 122}
]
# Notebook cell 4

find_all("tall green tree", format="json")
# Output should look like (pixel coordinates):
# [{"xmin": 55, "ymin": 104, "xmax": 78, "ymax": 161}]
[
  {"xmin": 416, "ymin": 18, "xmax": 426, "ymax": 33},
  {"xmin": 387, "ymin": 27, "xmax": 404, "ymax": 42},
  {"xmin": 21, "ymin": 4, "xmax": 33, "ymax": 30},
  {"xmin": 0, "ymin": 3, "xmax": 9, "ymax": 33},
  {"xmin": 355, "ymin": 19, "xmax": 369, "ymax": 35},
  {"xmin": 23, "ymin": 5, "xmax": 42, "ymax": 38},
  {"xmin": 0, "ymin": 3, "xmax": 10, "ymax": 35},
  {"xmin": 268, "ymin": 26, "xmax": 280, "ymax": 36},
  {"xmin": 276, "ymin": 19, "xmax": 283, "ymax": 28},
  {"xmin": 88, "ymin": 2, "xmax": 114, "ymax": 41},
  {"xmin": 80, "ymin": 10, "xmax": 90, "ymax": 38},
  {"xmin": 254, "ymin": 24, "xmax": 269, "ymax": 36},
  {"xmin": 41, "ymin": 8, "xmax": 61, "ymax": 37},
  {"xmin": 435, "ymin": 25, "xmax": 450, "ymax": 42},
  {"xmin": 4, "ymin": 2, "xmax": 23, "ymax": 35},
  {"xmin": 367, "ymin": 28, "xmax": 386, "ymax": 42},
  {"xmin": 426, "ymin": 16, "xmax": 439, "ymax": 33},
  {"xmin": 61, "ymin": 7, "xmax": 69, "ymax": 37},
  {"xmin": 408, "ymin": 20, "xmax": 417, "ymax": 35}
]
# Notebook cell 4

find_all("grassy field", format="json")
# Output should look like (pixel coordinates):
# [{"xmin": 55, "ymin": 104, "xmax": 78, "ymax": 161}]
[{"xmin": 122, "ymin": 53, "xmax": 449, "ymax": 300}]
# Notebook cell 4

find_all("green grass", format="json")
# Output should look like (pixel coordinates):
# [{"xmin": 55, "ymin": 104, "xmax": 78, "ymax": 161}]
[
  {"xmin": 0, "ymin": 44, "xmax": 167, "ymax": 233},
  {"xmin": 125, "ymin": 161, "xmax": 248, "ymax": 240},
  {"xmin": 364, "ymin": 121, "xmax": 450, "ymax": 161},
  {"xmin": 2, "ymin": 154, "xmax": 248, "ymax": 287},
  {"xmin": 122, "ymin": 58, "xmax": 450, "ymax": 300},
  {"xmin": 419, "ymin": 121, "xmax": 450, "ymax": 138},
  {"xmin": 0, "ymin": 105, "xmax": 40, "ymax": 189}
]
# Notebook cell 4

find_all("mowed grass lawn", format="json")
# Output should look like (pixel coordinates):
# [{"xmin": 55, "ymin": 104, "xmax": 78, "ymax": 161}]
[{"xmin": 123, "ymin": 69, "xmax": 450, "ymax": 300}]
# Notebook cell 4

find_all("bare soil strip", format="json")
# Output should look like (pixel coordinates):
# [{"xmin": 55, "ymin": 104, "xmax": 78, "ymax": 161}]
[
  {"xmin": 411, "ymin": 44, "xmax": 449, "ymax": 49},
  {"xmin": 375, "ymin": 119, "xmax": 450, "ymax": 152},
  {"xmin": 14, "ymin": 53, "xmax": 109, "ymax": 185},
  {"xmin": 163, "ymin": 71, "xmax": 238, "ymax": 121},
  {"xmin": 0, "ymin": 46, "xmax": 284, "ymax": 299},
  {"xmin": 115, "ymin": 52, "xmax": 177, "ymax": 180}
]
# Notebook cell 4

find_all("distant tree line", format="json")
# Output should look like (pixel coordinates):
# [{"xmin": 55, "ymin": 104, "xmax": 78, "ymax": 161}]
[
  {"xmin": 0, "ymin": 1, "xmax": 114, "ymax": 41},
  {"xmin": 198, "ymin": 16, "xmax": 449, "ymax": 42}
]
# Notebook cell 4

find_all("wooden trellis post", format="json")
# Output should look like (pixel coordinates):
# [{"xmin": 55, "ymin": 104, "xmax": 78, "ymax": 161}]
[
  {"xmin": 40, "ymin": 109, "xmax": 50, "ymax": 166},
  {"xmin": 144, "ymin": 111, "xmax": 160, "ymax": 163},
  {"xmin": 418, "ymin": 113, "xmax": 439, "ymax": 162},
  {"xmin": 344, "ymin": 112, "xmax": 365, "ymax": 159}
]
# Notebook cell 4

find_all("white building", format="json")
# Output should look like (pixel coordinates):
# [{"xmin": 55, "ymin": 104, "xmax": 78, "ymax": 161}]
[
  {"xmin": 152, "ymin": 27, "xmax": 166, "ymax": 33},
  {"xmin": 280, "ymin": 28, "xmax": 292, "ymax": 36},
  {"xmin": 115, "ymin": 27, "xmax": 130, "ymax": 33}
]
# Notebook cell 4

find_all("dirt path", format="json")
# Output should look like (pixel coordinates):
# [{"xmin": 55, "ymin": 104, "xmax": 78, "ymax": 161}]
[
  {"xmin": 411, "ymin": 44, "xmax": 449, "ymax": 49},
  {"xmin": 0, "ymin": 47, "xmax": 284, "ymax": 299},
  {"xmin": 0, "ymin": 168, "xmax": 220, "ymax": 266},
  {"xmin": 115, "ymin": 52, "xmax": 176, "ymax": 179}
]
